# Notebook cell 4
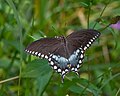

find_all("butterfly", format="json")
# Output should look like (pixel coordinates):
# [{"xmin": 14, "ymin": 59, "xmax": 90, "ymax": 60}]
[{"xmin": 25, "ymin": 29, "xmax": 100, "ymax": 82}]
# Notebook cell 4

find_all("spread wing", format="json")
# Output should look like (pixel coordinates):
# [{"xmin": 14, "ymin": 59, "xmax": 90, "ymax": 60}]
[
  {"xmin": 66, "ymin": 29, "xmax": 100, "ymax": 52},
  {"xmin": 25, "ymin": 29, "xmax": 100, "ymax": 82},
  {"xmin": 25, "ymin": 37, "xmax": 71, "ymax": 59},
  {"xmin": 25, "ymin": 38, "xmax": 62, "ymax": 58}
]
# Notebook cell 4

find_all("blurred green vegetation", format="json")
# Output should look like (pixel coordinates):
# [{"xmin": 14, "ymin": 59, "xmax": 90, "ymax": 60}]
[{"xmin": 0, "ymin": 0, "xmax": 120, "ymax": 96}]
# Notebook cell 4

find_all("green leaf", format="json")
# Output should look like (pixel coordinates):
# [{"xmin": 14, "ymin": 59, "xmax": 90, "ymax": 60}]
[
  {"xmin": 69, "ymin": 85, "xmax": 83, "ymax": 94},
  {"xmin": 96, "ymin": 73, "xmax": 120, "ymax": 95},
  {"xmin": 68, "ymin": 78, "xmax": 99, "ymax": 95},
  {"xmin": 3, "ymin": 39, "xmax": 20, "ymax": 52},
  {"xmin": 21, "ymin": 59, "xmax": 52, "ymax": 78},
  {"xmin": 57, "ymin": 81, "xmax": 74, "ymax": 96},
  {"xmin": 22, "ymin": 59, "xmax": 52, "ymax": 96},
  {"xmin": 36, "ymin": 72, "xmax": 52, "ymax": 96}
]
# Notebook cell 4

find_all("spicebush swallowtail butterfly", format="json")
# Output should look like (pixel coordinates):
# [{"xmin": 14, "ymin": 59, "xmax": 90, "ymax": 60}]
[{"xmin": 25, "ymin": 29, "xmax": 100, "ymax": 82}]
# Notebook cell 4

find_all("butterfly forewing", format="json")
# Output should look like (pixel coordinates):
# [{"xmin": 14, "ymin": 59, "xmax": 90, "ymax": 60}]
[
  {"xmin": 25, "ymin": 38, "xmax": 63, "ymax": 58},
  {"xmin": 66, "ymin": 29, "xmax": 100, "ymax": 51}
]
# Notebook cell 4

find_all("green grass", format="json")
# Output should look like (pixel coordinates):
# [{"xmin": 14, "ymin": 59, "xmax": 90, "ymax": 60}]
[{"xmin": 0, "ymin": 0, "xmax": 120, "ymax": 96}]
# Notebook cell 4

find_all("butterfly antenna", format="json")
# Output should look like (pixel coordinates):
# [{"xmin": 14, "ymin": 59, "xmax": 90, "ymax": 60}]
[
  {"xmin": 51, "ymin": 26, "xmax": 60, "ymax": 35},
  {"xmin": 38, "ymin": 30, "xmax": 47, "ymax": 37}
]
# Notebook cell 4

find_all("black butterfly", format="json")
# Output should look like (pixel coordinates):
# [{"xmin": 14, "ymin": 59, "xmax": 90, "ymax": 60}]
[{"xmin": 25, "ymin": 29, "xmax": 100, "ymax": 82}]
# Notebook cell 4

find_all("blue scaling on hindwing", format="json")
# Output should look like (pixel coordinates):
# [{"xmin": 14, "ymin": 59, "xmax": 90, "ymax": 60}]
[
  {"xmin": 48, "ymin": 48, "xmax": 84, "ymax": 82},
  {"xmin": 68, "ymin": 48, "xmax": 84, "ymax": 74},
  {"xmin": 50, "ymin": 54, "xmax": 69, "ymax": 69}
]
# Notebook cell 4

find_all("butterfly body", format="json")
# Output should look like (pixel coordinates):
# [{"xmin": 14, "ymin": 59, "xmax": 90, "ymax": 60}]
[{"xmin": 25, "ymin": 29, "xmax": 100, "ymax": 82}]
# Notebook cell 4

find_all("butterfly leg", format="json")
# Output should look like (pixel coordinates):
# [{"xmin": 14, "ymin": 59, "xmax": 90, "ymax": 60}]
[
  {"xmin": 73, "ymin": 67, "xmax": 80, "ymax": 77},
  {"xmin": 76, "ymin": 71, "xmax": 80, "ymax": 79},
  {"xmin": 61, "ymin": 74, "xmax": 65, "ymax": 83},
  {"xmin": 75, "ymin": 71, "xmax": 79, "ymax": 76}
]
